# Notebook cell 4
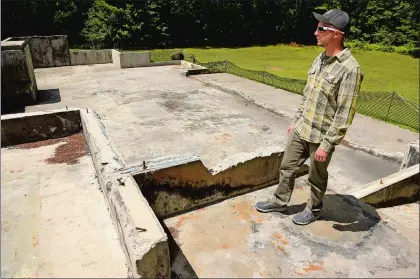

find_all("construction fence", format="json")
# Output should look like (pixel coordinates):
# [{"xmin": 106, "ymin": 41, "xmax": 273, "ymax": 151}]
[{"xmin": 196, "ymin": 60, "xmax": 419, "ymax": 132}]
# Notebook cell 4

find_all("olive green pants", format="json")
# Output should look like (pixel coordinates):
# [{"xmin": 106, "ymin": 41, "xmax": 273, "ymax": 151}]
[{"xmin": 274, "ymin": 130, "xmax": 334, "ymax": 212}]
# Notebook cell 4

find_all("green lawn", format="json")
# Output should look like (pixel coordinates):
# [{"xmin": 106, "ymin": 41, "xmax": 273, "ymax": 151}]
[{"xmin": 151, "ymin": 45, "xmax": 419, "ymax": 103}]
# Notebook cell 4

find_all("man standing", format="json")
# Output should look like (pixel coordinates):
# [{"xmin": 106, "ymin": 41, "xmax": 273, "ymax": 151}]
[{"xmin": 256, "ymin": 9, "xmax": 364, "ymax": 225}]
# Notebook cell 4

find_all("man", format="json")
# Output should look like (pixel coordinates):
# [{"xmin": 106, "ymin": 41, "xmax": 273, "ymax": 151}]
[{"xmin": 255, "ymin": 9, "xmax": 363, "ymax": 225}]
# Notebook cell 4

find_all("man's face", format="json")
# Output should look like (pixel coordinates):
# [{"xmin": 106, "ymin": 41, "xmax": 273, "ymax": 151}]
[{"xmin": 314, "ymin": 22, "xmax": 338, "ymax": 47}]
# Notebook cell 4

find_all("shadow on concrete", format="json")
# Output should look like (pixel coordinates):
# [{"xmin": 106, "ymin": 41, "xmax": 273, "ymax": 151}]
[
  {"xmin": 1, "ymin": 102, "xmax": 25, "ymax": 115},
  {"xmin": 37, "ymin": 89, "xmax": 61, "ymax": 104},
  {"xmin": 160, "ymin": 221, "xmax": 198, "ymax": 279},
  {"xmin": 322, "ymin": 194, "xmax": 381, "ymax": 232},
  {"xmin": 281, "ymin": 194, "xmax": 381, "ymax": 233},
  {"xmin": 1, "ymin": 89, "xmax": 61, "ymax": 115}
]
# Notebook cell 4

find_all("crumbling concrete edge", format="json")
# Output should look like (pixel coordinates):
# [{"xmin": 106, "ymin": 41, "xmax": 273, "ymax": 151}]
[
  {"xmin": 347, "ymin": 164, "xmax": 419, "ymax": 207},
  {"xmin": 191, "ymin": 77, "xmax": 405, "ymax": 164},
  {"xmin": 80, "ymin": 109, "xmax": 169, "ymax": 278},
  {"xmin": 120, "ymin": 146, "xmax": 309, "ymax": 178}
]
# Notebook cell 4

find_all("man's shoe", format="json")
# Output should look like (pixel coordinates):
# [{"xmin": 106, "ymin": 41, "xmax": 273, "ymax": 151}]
[
  {"xmin": 292, "ymin": 209, "xmax": 321, "ymax": 225},
  {"xmin": 255, "ymin": 198, "xmax": 287, "ymax": 213}
]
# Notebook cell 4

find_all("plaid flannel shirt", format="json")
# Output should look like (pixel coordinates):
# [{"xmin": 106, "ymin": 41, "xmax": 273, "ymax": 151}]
[{"xmin": 291, "ymin": 48, "xmax": 364, "ymax": 153}]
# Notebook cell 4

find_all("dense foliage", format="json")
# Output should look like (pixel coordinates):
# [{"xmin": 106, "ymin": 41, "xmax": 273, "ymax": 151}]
[{"xmin": 2, "ymin": 0, "xmax": 419, "ymax": 54}]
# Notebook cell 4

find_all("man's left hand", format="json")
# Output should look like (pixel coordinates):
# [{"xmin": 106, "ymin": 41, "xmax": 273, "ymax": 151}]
[{"xmin": 314, "ymin": 147, "xmax": 328, "ymax": 162}]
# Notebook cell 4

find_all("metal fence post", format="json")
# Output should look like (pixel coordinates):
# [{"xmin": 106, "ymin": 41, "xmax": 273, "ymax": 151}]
[{"xmin": 386, "ymin": 91, "xmax": 396, "ymax": 121}]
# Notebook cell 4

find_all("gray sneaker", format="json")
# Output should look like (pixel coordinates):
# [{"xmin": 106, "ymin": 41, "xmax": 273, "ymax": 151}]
[
  {"xmin": 255, "ymin": 197, "xmax": 287, "ymax": 213},
  {"xmin": 292, "ymin": 209, "xmax": 321, "ymax": 225}
]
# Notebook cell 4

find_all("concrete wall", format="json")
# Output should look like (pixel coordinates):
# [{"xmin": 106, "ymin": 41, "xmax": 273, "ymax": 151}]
[
  {"xmin": 1, "ymin": 108, "xmax": 82, "ymax": 146},
  {"xmin": 118, "ymin": 51, "xmax": 150, "ymax": 68},
  {"xmin": 81, "ymin": 109, "xmax": 169, "ymax": 278},
  {"xmin": 6, "ymin": 36, "xmax": 71, "ymax": 68},
  {"xmin": 348, "ymin": 164, "xmax": 420, "ymax": 208},
  {"xmin": 132, "ymin": 152, "xmax": 309, "ymax": 218},
  {"xmin": 70, "ymin": 49, "xmax": 113, "ymax": 65},
  {"xmin": 1, "ymin": 41, "xmax": 38, "ymax": 102}
]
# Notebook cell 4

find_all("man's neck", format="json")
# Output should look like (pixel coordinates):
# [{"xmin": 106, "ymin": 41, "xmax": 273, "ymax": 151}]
[{"xmin": 325, "ymin": 45, "xmax": 344, "ymax": 57}]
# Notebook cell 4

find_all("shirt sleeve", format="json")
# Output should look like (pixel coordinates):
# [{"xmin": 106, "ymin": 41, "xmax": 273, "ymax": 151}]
[
  {"xmin": 319, "ymin": 67, "xmax": 363, "ymax": 153},
  {"xmin": 291, "ymin": 94, "xmax": 307, "ymax": 125}
]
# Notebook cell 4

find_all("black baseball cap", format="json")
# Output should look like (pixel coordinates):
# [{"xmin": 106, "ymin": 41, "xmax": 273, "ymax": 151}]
[{"xmin": 313, "ymin": 9, "xmax": 350, "ymax": 33}]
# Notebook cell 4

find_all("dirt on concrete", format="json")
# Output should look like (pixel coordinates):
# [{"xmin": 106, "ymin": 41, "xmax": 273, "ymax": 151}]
[{"xmin": 13, "ymin": 133, "xmax": 88, "ymax": 165}]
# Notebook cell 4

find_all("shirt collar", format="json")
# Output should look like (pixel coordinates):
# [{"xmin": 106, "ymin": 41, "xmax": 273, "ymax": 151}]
[
  {"xmin": 334, "ymin": 48, "xmax": 352, "ymax": 62},
  {"xmin": 322, "ymin": 48, "xmax": 351, "ymax": 63}
]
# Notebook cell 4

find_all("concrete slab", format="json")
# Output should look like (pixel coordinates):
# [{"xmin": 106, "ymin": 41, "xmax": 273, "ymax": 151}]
[
  {"xmin": 377, "ymin": 202, "xmax": 419, "ymax": 246},
  {"xmin": 24, "ymin": 64, "xmax": 398, "ymax": 194},
  {"xmin": 191, "ymin": 73, "xmax": 418, "ymax": 164},
  {"xmin": 164, "ymin": 178, "xmax": 419, "ymax": 278},
  {"xmin": 1, "ymin": 64, "xmax": 417, "ymax": 278},
  {"xmin": 1, "ymin": 134, "xmax": 129, "ymax": 278}
]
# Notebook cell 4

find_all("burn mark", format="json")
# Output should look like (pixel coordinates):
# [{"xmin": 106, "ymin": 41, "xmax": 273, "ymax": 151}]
[{"xmin": 134, "ymin": 174, "xmax": 275, "ymax": 217}]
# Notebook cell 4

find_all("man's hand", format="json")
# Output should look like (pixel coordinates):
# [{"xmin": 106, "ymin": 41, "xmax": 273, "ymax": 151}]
[
  {"xmin": 314, "ymin": 147, "xmax": 328, "ymax": 162},
  {"xmin": 287, "ymin": 125, "xmax": 294, "ymax": 136}
]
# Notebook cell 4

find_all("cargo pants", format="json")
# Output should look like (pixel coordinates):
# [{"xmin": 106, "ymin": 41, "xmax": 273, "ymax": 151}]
[{"xmin": 274, "ymin": 129, "xmax": 335, "ymax": 212}]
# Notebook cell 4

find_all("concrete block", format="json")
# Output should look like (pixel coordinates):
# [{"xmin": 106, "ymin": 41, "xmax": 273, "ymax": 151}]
[
  {"xmin": 400, "ymin": 140, "xmax": 419, "ymax": 170},
  {"xmin": 80, "ymin": 109, "xmax": 169, "ymax": 278},
  {"xmin": 112, "ymin": 49, "xmax": 121, "ymax": 67},
  {"xmin": 6, "ymin": 36, "xmax": 71, "ymax": 68},
  {"xmin": 1, "ymin": 108, "xmax": 82, "ymax": 146},
  {"xmin": 347, "ymin": 164, "xmax": 419, "ymax": 207},
  {"xmin": 181, "ymin": 60, "xmax": 206, "ymax": 69},
  {"xmin": 1, "ymin": 39, "xmax": 38, "ymax": 104},
  {"xmin": 119, "ymin": 51, "xmax": 150, "ymax": 68},
  {"xmin": 70, "ymin": 49, "xmax": 113, "ymax": 65}
]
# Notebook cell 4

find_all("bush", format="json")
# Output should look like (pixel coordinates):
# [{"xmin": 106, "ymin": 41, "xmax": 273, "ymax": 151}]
[{"xmin": 346, "ymin": 40, "xmax": 419, "ymax": 57}]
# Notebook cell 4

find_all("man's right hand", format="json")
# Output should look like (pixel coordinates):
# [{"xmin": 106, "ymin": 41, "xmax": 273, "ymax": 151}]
[{"xmin": 287, "ymin": 125, "xmax": 294, "ymax": 136}]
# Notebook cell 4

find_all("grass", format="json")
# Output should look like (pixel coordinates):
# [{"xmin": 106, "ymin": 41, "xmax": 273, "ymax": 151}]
[{"xmin": 150, "ymin": 45, "xmax": 419, "ymax": 103}]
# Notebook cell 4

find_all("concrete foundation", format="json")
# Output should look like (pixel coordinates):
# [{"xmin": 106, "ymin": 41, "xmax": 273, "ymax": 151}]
[
  {"xmin": 2, "ymin": 63, "xmax": 418, "ymax": 277},
  {"xmin": 70, "ymin": 49, "xmax": 113, "ymax": 65}
]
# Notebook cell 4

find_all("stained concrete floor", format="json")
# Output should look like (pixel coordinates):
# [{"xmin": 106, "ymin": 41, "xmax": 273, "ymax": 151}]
[
  {"xmin": 164, "ymin": 177, "xmax": 419, "ymax": 278},
  {"xmin": 1, "ymin": 136, "xmax": 128, "ymax": 278},
  {"xmin": 25, "ymin": 64, "xmax": 398, "ymax": 194},
  {"xmin": 1, "ymin": 64, "xmax": 417, "ymax": 278}
]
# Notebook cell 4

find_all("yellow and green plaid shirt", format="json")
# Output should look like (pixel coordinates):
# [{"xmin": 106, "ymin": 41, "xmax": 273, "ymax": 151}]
[{"xmin": 291, "ymin": 48, "xmax": 364, "ymax": 153}]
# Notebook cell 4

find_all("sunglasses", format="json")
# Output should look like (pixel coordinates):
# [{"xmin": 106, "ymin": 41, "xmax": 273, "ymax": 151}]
[{"xmin": 317, "ymin": 26, "xmax": 345, "ymax": 34}]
